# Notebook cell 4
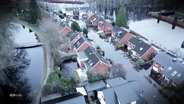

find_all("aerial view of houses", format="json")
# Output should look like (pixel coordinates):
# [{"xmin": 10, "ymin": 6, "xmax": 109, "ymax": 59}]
[{"xmin": 1, "ymin": 0, "xmax": 184, "ymax": 104}]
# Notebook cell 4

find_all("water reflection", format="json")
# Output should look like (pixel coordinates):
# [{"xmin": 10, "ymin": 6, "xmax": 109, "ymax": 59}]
[
  {"xmin": 12, "ymin": 23, "xmax": 44, "ymax": 96},
  {"xmin": 61, "ymin": 62, "xmax": 78, "ymax": 77}
]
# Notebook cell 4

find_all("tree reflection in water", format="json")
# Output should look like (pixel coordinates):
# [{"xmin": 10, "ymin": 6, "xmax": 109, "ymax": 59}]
[{"xmin": 0, "ymin": 49, "xmax": 31, "ymax": 104}]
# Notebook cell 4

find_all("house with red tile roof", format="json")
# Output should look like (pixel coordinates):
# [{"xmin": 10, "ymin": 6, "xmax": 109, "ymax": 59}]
[
  {"xmin": 98, "ymin": 18, "xmax": 113, "ymax": 34},
  {"xmin": 112, "ymin": 26, "xmax": 132, "ymax": 44},
  {"xmin": 69, "ymin": 31, "xmax": 81, "ymax": 49},
  {"xmin": 73, "ymin": 36, "xmax": 93, "ymax": 52},
  {"xmin": 87, "ymin": 14, "xmax": 101, "ymax": 28},
  {"xmin": 60, "ymin": 26, "xmax": 73, "ymax": 36},
  {"xmin": 77, "ymin": 47, "xmax": 110, "ymax": 72},
  {"xmin": 128, "ymin": 37, "xmax": 158, "ymax": 61}
]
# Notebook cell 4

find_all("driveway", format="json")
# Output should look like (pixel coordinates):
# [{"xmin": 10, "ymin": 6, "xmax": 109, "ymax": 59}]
[{"xmin": 88, "ymin": 29, "xmax": 169, "ymax": 104}]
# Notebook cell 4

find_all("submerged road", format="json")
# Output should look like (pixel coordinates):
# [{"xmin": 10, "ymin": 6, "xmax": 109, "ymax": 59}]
[{"xmin": 88, "ymin": 29, "xmax": 169, "ymax": 104}]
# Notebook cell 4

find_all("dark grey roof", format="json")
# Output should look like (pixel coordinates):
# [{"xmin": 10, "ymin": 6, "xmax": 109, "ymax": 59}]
[
  {"xmin": 102, "ymin": 88, "xmax": 118, "ymax": 104},
  {"xmin": 84, "ymin": 80, "xmax": 106, "ymax": 92},
  {"xmin": 105, "ymin": 77, "xmax": 127, "ymax": 87},
  {"xmin": 74, "ymin": 36, "xmax": 85, "ymax": 49},
  {"xmin": 114, "ymin": 84, "xmax": 138, "ymax": 104},
  {"xmin": 84, "ymin": 47, "xmax": 109, "ymax": 70},
  {"xmin": 56, "ymin": 95, "xmax": 86, "ymax": 104},
  {"xmin": 112, "ymin": 26, "xmax": 124, "ymax": 32},
  {"xmin": 42, "ymin": 93, "xmax": 84, "ymax": 104},
  {"xmin": 153, "ymin": 52, "xmax": 184, "ymax": 84},
  {"xmin": 98, "ymin": 18, "xmax": 106, "ymax": 27},
  {"xmin": 113, "ymin": 26, "xmax": 128, "ymax": 39},
  {"xmin": 69, "ymin": 31, "xmax": 79, "ymax": 41},
  {"xmin": 129, "ymin": 37, "xmax": 151, "ymax": 56},
  {"xmin": 61, "ymin": 88, "xmax": 77, "ymax": 97}
]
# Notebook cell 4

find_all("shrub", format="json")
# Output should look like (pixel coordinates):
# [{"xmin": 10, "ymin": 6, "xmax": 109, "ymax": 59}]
[
  {"xmin": 115, "ymin": 43, "xmax": 124, "ymax": 50},
  {"xmin": 99, "ymin": 34, "xmax": 108, "ymax": 39},
  {"xmin": 127, "ymin": 50, "xmax": 133, "ymax": 58},
  {"xmin": 96, "ymin": 46, "xmax": 101, "ymax": 50},
  {"xmin": 135, "ymin": 58, "xmax": 145, "ymax": 69},
  {"xmin": 86, "ymin": 70, "xmax": 108, "ymax": 83}
]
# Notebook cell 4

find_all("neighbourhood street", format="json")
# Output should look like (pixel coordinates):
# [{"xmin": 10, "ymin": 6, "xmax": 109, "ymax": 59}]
[{"xmin": 88, "ymin": 29, "xmax": 169, "ymax": 104}]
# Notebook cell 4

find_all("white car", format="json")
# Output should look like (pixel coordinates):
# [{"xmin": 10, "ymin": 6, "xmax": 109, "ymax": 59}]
[{"xmin": 96, "ymin": 31, "xmax": 104, "ymax": 34}]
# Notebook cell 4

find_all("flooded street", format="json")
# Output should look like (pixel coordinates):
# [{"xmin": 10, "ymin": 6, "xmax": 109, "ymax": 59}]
[
  {"xmin": 129, "ymin": 19, "xmax": 184, "ymax": 52},
  {"xmin": 88, "ymin": 29, "xmax": 169, "ymax": 104}
]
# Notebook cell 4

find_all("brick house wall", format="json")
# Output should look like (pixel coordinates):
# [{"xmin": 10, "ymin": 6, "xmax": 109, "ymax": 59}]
[
  {"xmin": 91, "ymin": 61, "xmax": 110, "ymax": 73},
  {"xmin": 75, "ymin": 42, "xmax": 93, "ymax": 52},
  {"xmin": 77, "ymin": 58, "xmax": 85, "ymax": 68},
  {"xmin": 152, "ymin": 61, "xmax": 163, "ymax": 73}
]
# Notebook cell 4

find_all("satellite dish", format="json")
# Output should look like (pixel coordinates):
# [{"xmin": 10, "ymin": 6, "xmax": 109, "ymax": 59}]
[{"xmin": 181, "ymin": 41, "xmax": 184, "ymax": 48}]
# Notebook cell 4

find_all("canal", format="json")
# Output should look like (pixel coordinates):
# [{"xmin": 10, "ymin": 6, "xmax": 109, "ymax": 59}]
[{"xmin": 12, "ymin": 23, "xmax": 44, "ymax": 98}]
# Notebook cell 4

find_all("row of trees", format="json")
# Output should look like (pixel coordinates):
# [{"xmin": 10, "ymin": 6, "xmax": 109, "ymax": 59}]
[
  {"xmin": 39, "ymin": 20, "xmax": 67, "ymax": 66},
  {"xmin": 0, "ymin": 0, "xmax": 52, "ymax": 102},
  {"xmin": 87, "ymin": 0, "xmax": 184, "ymax": 21}
]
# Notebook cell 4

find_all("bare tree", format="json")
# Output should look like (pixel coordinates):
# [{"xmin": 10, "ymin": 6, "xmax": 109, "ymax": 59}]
[
  {"xmin": 39, "ymin": 20, "xmax": 68, "ymax": 65},
  {"xmin": 110, "ymin": 63, "xmax": 127, "ymax": 79}
]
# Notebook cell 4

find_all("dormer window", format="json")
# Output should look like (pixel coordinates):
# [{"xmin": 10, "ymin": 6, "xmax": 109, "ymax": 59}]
[{"xmin": 155, "ymin": 62, "xmax": 158, "ymax": 66}]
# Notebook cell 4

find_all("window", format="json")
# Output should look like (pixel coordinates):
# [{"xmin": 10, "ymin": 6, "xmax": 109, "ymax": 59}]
[
  {"xmin": 155, "ymin": 62, "xmax": 158, "ymax": 67},
  {"xmin": 171, "ymin": 71, "xmax": 177, "ymax": 76}
]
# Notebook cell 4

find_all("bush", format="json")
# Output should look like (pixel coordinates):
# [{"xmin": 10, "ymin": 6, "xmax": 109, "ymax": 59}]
[
  {"xmin": 127, "ymin": 50, "xmax": 133, "ymax": 58},
  {"xmin": 110, "ymin": 63, "xmax": 127, "ymax": 79},
  {"xmin": 58, "ymin": 76, "xmax": 76, "ymax": 91},
  {"xmin": 45, "ymin": 71, "xmax": 77, "ymax": 94},
  {"xmin": 115, "ymin": 43, "xmax": 124, "ymax": 50},
  {"xmin": 86, "ymin": 70, "xmax": 108, "ymax": 83},
  {"xmin": 135, "ymin": 58, "xmax": 145, "ymax": 69},
  {"xmin": 62, "ymin": 55, "xmax": 77, "ymax": 63},
  {"xmin": 106, "ymin": 58, "xmax": 114, "ymax": 64},
  {"xmin": 83, "ymin": 28, "xmax": 88, "ymax": 35},
  {"xmin": 96, "ymin": 46, "xmax": 105, "ymax": 56},
  {"xmin": 112, "ymin": 22, "xmax": 116, "ymax": 26},
  {"xmin": 99, "ymin": 34, "xmax": 108, "ymax": 39},
  {"xmin": 96, "ymin": 46, "xmax": 100, "ymax": 50}
]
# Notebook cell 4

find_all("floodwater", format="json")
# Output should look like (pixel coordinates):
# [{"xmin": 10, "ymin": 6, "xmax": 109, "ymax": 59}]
[
  {"xmin": 12, "ymin": 23, "xmax": 44, "ymax": 96},
  {"xmin": 88, "ymin": 29, "xmax": 169, "ymax": 104},
  {"xmin": 129, "ymin": 19, "xmax": 184, "ymax": 54}
]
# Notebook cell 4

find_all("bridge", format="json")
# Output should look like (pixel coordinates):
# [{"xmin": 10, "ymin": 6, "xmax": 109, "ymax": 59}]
[
  {"xmin": 48, "ymin": 0, "xmax": 85, "ymax": 4},
  {"xmin": 14, "ymin": 43, "xmax": 43, "ymax": 49}
]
